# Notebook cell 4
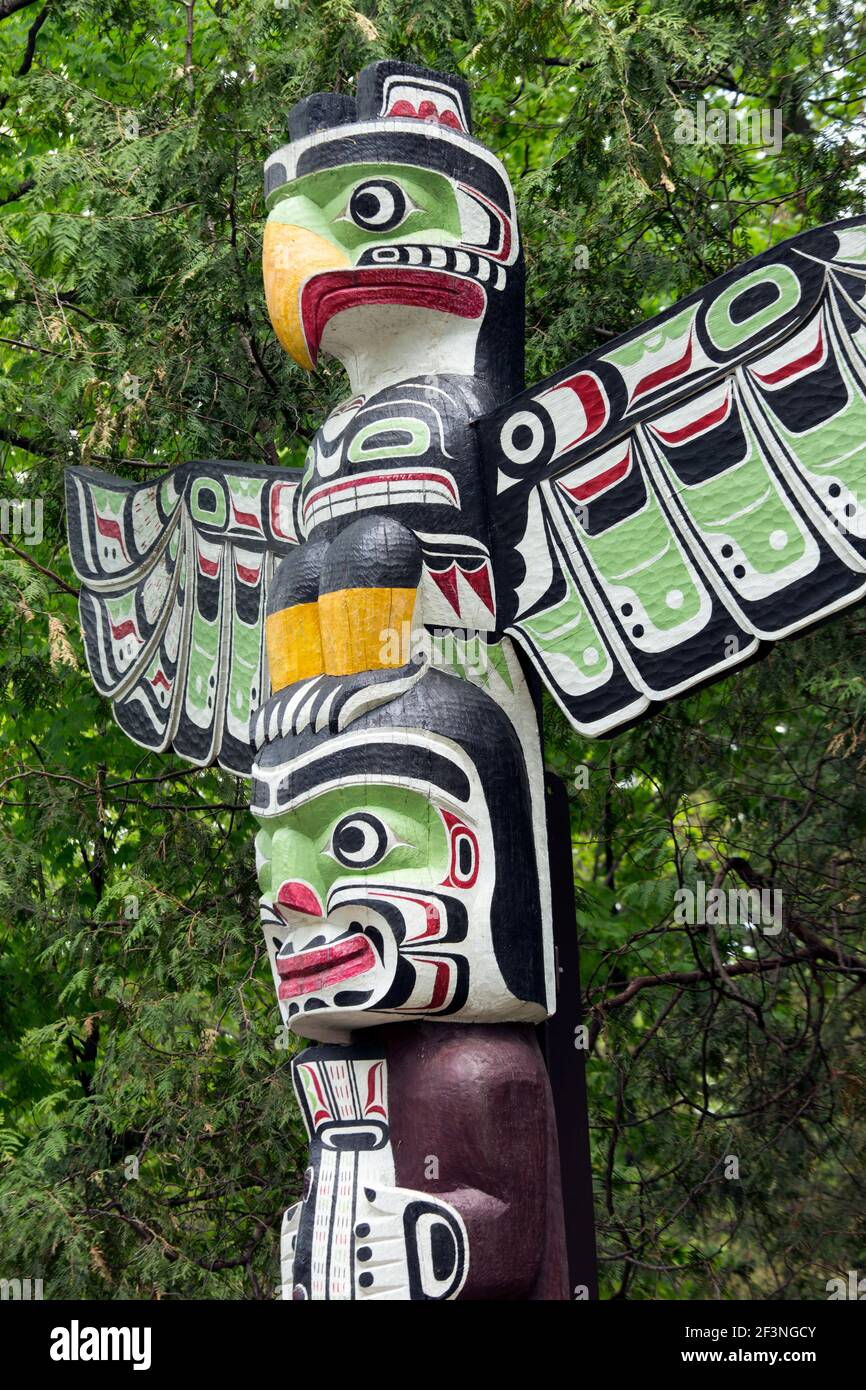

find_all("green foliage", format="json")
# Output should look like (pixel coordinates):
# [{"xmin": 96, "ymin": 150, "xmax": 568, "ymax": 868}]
[{"xmin": 1, "ymin": 0, "xmax": 865, "ymax": 1298}]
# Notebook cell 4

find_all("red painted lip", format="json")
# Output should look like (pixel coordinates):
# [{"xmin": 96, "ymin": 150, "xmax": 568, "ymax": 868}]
[
  {"xmin": 301, "ymin": 269, "xmax": 485, "ymax": 364},
  {"xmin": 276, "ymin": 936, "xmax": 377, "ymax": 1000}
]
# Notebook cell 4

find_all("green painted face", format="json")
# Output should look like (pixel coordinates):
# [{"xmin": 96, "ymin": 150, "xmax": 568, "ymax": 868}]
[
  {"xmin": 266, "ymin": 163, "xmax": 461, "ymax": 258},
  {"xmin": 254, "ymin": 782, "xmax": 449, "ymax": 908}
]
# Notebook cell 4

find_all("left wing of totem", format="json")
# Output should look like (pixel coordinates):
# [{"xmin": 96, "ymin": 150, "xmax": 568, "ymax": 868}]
[
  {"xmin": 65, "ymin": 460, "xmax": 301, "ymax": 774},
  {"xmin": 479, "ymin": 218, "xmax": 866, "ymax": 735}
]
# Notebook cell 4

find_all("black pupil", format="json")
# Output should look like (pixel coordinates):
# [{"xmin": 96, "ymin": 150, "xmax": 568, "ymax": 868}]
[
  {"xmin": 353, "ymin": 191, "xmax": 382, "ymax": 223},
  {"xmin": 512, "ymin": 423, "xmax": 534, "ymax": 450},
  {"xmin": 339, "ymin": 823, "xmax": 367, "ymax": 854},
  {"xmin": 457, "ymin": 837, "xmax": 473, "ymax": 876}
]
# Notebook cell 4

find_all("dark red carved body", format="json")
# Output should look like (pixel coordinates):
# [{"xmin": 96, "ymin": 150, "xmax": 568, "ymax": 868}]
[{"xmin": 383, "ymin": 1021, "xmax": 569, "ymax": 1300}]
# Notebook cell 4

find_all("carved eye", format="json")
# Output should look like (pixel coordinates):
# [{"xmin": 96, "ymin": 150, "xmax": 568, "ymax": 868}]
[
  {"xmin": 327, "ymin": 813, "xmax": 391, "ymax": 869},
  {"xmin": 345, "ymin": 179, "xmax": 414, "ymax": 233}
]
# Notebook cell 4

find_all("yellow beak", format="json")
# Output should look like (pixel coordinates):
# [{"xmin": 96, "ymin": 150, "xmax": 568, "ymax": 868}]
[{"xmin": 262, "ymin": 222, "xmax": 351, "ymax": 372}]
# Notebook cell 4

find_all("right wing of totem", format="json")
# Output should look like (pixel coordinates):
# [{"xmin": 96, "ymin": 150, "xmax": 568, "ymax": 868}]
[
  {"xmin": 65, "ymin": 461, "xmax": 300, "ymax": 774},
  {"xmin": 479, "ymin": 216, "xmax": 866, "ymax": 736}
]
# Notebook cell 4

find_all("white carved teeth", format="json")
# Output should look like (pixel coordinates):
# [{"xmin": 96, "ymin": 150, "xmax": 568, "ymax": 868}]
[{"xmin": 303, "ymin": 471, "xmax": 460, "ymax": 529}]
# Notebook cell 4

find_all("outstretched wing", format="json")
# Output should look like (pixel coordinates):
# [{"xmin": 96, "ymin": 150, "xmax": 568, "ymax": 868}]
[
  {"xmin": 66, "ymin": 460, "xmax": 300, "ymax": 774},
  {"xmin": 478, "ymin": 216, "xmax": 866, "ymax": 736}
]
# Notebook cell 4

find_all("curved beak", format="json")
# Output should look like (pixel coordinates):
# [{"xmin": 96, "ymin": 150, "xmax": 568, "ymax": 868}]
[{"xmin": 262, "ymin": 221, "xmax": 351, "ymax": 371}]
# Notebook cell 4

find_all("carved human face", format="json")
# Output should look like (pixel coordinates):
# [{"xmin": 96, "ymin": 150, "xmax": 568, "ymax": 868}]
[{"xmin": 252, "ymin": 721, "xmax": 543, "ymax": 1042}]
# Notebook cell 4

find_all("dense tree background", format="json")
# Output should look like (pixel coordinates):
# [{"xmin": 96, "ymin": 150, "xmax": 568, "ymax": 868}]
[{"xmin": 1, "ymin": 0, "xmax": 865, "ymax": 1299}]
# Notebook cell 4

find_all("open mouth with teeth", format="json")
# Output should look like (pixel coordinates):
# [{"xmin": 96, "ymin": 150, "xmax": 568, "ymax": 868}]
[
  {"xmin": 302, "ymin": 467, "xmax": 460, "ymax": 530},
  {"xmin": 276, "ymin": 933, "xmax": 378, "ymax": 999},
  {"xmin": 301, "ymin": 268, "xmax": 485, "ymax": 366}
]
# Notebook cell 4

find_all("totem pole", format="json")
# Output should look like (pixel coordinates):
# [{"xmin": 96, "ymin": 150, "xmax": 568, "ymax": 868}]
[{"xmin": 66, "ymin": 60, "xmax": 866, "ymax": 1300}]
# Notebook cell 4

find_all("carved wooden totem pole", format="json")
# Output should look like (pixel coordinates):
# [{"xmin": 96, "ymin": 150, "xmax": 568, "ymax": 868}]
[{"xmin": 66, "ymin": 61, "xmax": 866, "ymax": 1300}]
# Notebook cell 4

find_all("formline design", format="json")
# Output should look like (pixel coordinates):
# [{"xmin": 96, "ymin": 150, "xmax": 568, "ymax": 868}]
[{"xmin": 66, "ymin": 58, "xmax": 866, "ymax": 1300}]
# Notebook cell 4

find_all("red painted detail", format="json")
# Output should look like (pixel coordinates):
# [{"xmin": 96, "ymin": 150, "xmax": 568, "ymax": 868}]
[
  {"xmin": 632, "ymin": 331, "xmax": 694, "ymax": 400},
  {"xmin": 197, "ymin": 548, "xmax": 219, "ymax": 578},
  {"xmin": 652, "ymin": 389, "xmax": 731, "ymax": 445},
  {"xmin": 95, "ymin": 513, "xmax": 129, "ymax": 559},
  {"xmin": 275, "ymin": 880, "xmax": 325, "ymax": 919},
  {"xmin": 299, "ymin": 1063, "xmax": 332, "ymax": 1125},
  {"xmin": 231, "ymin": 500, "xmax": 263, "ymax": 533},
  {"xmin": 548, "ymin": 372, "xmax": 609, "ymax": 449},
  {"xmin": 301, "ymin": 269, "xmax": 484, "ymax": 365},
  {"xmin": 415, "ymin": 958, "xmax": 452, "ymax": 1010},
  {"xmin": 456, "ymin": 182, "xmax": 512, "ymax": 262},
  {"xmin": 752, "ymin": 320, "xmax": 824, "ymax": 384},
  {"xmin": 429, "ymin": 563, "xmax": 461, "ymax": 616},
  {"xmin": 461, "ymin": 563, "xmax": 495, "ymax": 613},
  {"xmin": 440, "ymin": 809, "xmax": 479, "ymax": 889},
  {"xmin": 560, "ymin": 446, "xmax": 631, "ymax": 503},
  {"xmin": 150, "ymin": 669, "xmax": 171, "ymax": 691},
  {"xmin": 303, "ymin": 469, "xmax": 458, "ymax": 520},
  {"xmin": 277, "ymin": 935, "xmax": 376, "ymax": 999},
  {"xmin": 109, "ymin": 618, "xmax": 140, "ymax": 642},
  {"xmin": 364, "ymin": 1060, "xmax": 386, "ymax": 1118},
  {"xmin": 235, "ymin": 559, "xmax": 261, "ymax": 585},
  {"xmin": 369, "ymin": 889, "xmax": 441, "ymax": 942},
  {"xmin": 270, "ymin": 481, "xmax": 296, "ymax": 541},
  {"xmin": 386, "ymin": 99, "xmax": 464, "ymax": 131}
]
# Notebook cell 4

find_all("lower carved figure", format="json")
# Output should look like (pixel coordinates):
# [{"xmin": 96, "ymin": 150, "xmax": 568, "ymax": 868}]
[
  {"xmin": 282, "ymin": 1025, "xmax": 568, "ymax": 1301},
  {"xmin": 250, "ymin": 642, "xmax": 569, "ymax": 1300}
]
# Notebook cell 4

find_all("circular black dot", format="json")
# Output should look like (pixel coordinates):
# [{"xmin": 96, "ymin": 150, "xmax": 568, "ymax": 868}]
[
  {"xmin": 354, "ymin": 192, "xmax": 379, "ymax": 221},
  {"xmin": 357, "ymin": 1246, "xmax": 372, "ymax": 1262},
  {"xmin": 829, "ymin": 483, "xmax": 842, "ymax": 498},
  {"xmin": 512, "ymin": 423, "xmax": 534, "ymax": 451},
  {"xmin": 364, "ymin": 1187, "xmax": 376, "ymax": 1202},
  {"xmin": 721, "ymin": 544, "xmax": 734, "ymax": 558},
  {"xmin": 632, "ymin": 624, "xmax": 644, "ymax": 639},
  {"xmin": 359, "ymin": 1272, "xmax": 374, "ymax": 1288},
  {"xmin": 621, "ymin": 603, "xmax": 633, "ymax": 617},
  {"xmin": 339, "ymin": 824, "xmax": 366, "ymax": 854},
  {"xmin": 733, "ymin": 564, "xmax": 746, "ymax": 579},
  {"xmin": 355, "ymin": 1223, "xmax": 370, "ymax": 1238}
]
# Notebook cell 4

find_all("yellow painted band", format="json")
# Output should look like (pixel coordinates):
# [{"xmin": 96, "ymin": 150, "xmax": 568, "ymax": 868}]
[
  {"xmin": 319, "ymin": 587, "xmax": 417, "ymax": 675},
  {"xmin": 266, "ymin": 603, "xmax": 323, "ymax": 692}
]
